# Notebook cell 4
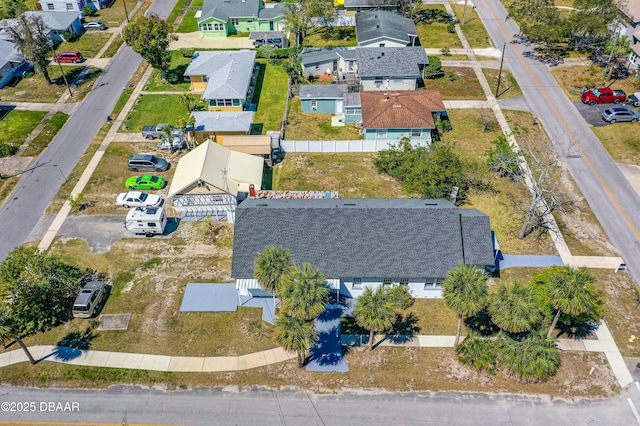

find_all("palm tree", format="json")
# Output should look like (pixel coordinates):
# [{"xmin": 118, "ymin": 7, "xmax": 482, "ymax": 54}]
[
  {"xmin": 354, "ymin": 286, "xmax": 396, "ymax": 351},
  {"xmin": 4, "ymin": 15, "xmax": 53, "ymax": 85},
  {"xmin": 546, "ymin": 267, "xmax": 597, "ymax": 337},
  {"xmin": 279, "ymin": 263, "xmax": 328, "ymax": 321},
  {"xmin": 455, "ymin": 331, "xmax": 497, "ymax": 373},
  {"xmin": 274, "ymin": 312, "xmax": 317, "ymax": 368},
  {"xmin": 442, "ymin": 264, "xmax": 489, "ymax": 345},
  {"xmin": 488, "ymin": 281, "xmax": 541, "ymax": 334},
  {"xmin": 159, "ymin": 124, "xmax": 178, "ymax": 152},
  {"xmin": 254, "ymin": 246, "xmax": 292, "ymax": 310},
  {"xmin": 497, "ymin": 332, "xmax": 561, "ymax": 383}
]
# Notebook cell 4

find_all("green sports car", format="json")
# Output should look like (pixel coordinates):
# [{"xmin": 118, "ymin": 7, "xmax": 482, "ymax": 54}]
[{"xmin": 125, "ymin": 174, "xmax": 166, "ymax": 190}]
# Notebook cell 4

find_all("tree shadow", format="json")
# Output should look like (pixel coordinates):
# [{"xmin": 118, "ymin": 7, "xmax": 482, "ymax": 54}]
[
  {"xmin": 464, "ymin": 308, "xmax": 501, "ymax": 337},
  {"xmin": 47, "ymin": 326, "xmax": 99, "ymax": 361},
  {"xmin": 555, "ymin": 321, "xmax": 597, "ymax": 339},
  {"xmin": 386, "ymin": 312, "xmax": 421, "ymax": 344}
]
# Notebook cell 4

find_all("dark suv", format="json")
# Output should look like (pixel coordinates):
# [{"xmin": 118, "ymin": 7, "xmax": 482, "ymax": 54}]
[{"xmin": 127, "ymin": 154, "xmax": 169, "ymax": 172}]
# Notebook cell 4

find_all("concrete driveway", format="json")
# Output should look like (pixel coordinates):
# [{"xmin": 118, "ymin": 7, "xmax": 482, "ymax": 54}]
[{"xmin": 572, "ymin": 101, "xmax": 613, "ymax": 127}]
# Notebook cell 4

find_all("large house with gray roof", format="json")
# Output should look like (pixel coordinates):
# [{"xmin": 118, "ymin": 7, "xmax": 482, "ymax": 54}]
[
  {"xmin": 0, "ymin": 38, "xmax": 30, "ymax": 89},
  {"xmin": 355, "ymin": 10, "xmax": 419, "ymax": 47},
  {"xmin": 301, "ymin": 49, "xmax": 357, "ymax": 77},
  {"xmin": 198, "ymin": 0, "xmax": 286, "ymax": 37},
  {"xmin": 344, "ymin": 0, "xmax": 399, "ymax": 16},
  {"xmin": 2, "ymin": 11, "xmax": 83, "ymax": 43},
  {"xmin": 231, "ymin": 198, "xmax": 494, "ymax": 299},
  {"xmin": 183, "ymin": 50, "xmax": 258, "ymax": 111},
  {"xmin": 355, "ymin": 47, "xmax": 428, "ymax": 91}
]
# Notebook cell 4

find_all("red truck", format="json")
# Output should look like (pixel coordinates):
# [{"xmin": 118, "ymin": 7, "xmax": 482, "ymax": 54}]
[{"xmin": 581, "ymin": 87, "xmax": 627, "ymax": 105}]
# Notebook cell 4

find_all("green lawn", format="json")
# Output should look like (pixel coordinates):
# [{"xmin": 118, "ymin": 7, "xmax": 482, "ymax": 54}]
[
  {"xmin": 93, "ymin": 0, "xmax": 138, "ymax": 26},
  {"xmin": 102, "ymin": 35, "xmax": 125, "ymax": 58},
  {"xmin": 177, "ymin": 11, "xmax": 198, "ymax": 33},
  {"xmin": 167, "ymin": 0, "xmax": 188, "ymax": 25},
  {"xmin": 21, "ymin": 112, "xmax": 69, "ymax": 157},
  {"xmin": 191, "ymin": 0, "xmax": 204, "ymax": 6},
  {"xmin": 252, "ymin": 61, "xmax": 289, "ymax": 134},
  {"xmin": 145, "ymin": 50, "xmax": 192, "ymax": 92},
  {"xmin": 121, "ymin": 94, "xmax": 190, "ymax": 131},
  {"xmin": 483, "ymin": 69, "xmax": 523, "ymax": 99},
  {"xmin": 0, "ymin": 110, "xmax": 47, "ymax": 146},
  {"xmin": 452, "ymin": 4, "xmax": 493, "ymax": 48},
  {"xmin": 415, "ymin": 5, "xmax": 462, "ymax": 49},
  {"xmin": 425, "ymin": 67, "xmax": 486, "ymax": 99},
  {"xmin": 304, "ymin": 27, "xmax": 357, "ymax": 48},
  {"xmin": 285, "ymin": 98, "xmax": 361, "ymax": 140},
  {"xmin": 58, "ymin": 32, "xmax": 113, "ymax": 58}
]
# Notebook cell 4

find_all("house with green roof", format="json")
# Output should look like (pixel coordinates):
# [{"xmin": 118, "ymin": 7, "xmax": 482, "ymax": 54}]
[{"xmin": 198, "ymin": 0, "xmax": 286, "ymax": 37}]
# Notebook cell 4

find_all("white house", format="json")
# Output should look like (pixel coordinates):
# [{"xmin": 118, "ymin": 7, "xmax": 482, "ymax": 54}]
[{"xmin": 39, "ymin": 0, "xmax": 108, "ymax": 12}]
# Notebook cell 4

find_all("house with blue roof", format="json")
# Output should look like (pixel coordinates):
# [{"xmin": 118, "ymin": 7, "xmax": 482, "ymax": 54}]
[
  {"xmin": 0, "ymin": 39, "xmax": 31, "ymax": 89},
  {"xmin": 183, "ymin": 50, "xmax": 258, "ymax": 111},
  {"xmin": 355, "ymin": 10, "xmax": 419, "ymax": 47},
  {"xmin": 198, "ymin": 0, "xmax": 286, "ymax": 37},
  {"xmin": 299, "ymin": 85, "xmax": 362, "ymax": 123}
]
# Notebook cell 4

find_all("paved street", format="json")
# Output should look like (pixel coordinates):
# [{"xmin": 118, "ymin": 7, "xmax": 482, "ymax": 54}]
[
  {"xmin": 0, "ymin": 384, "xmax": 636, "ymax": 425},
  {"xmin": 0, "ymin": 0, "xmax": 177, "ymax": 261},
  {"xmin": 477, "ymin": 0, "xmax": 640, "ymax": 287}
]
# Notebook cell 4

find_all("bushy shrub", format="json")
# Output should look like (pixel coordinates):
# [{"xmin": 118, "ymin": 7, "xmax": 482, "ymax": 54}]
[{"xmin": 0, "ymin": 142, "xmax": 18, "ymax": 158}]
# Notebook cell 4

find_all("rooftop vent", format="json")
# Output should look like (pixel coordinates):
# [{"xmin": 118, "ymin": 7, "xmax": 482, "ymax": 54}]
[
  {"xmin": 256, "ymin": 203, "xmax": 268, "ymax": 207},
  {"xmin": 343, "ymin": 203, "xmax": 356, "ymax": 206}
]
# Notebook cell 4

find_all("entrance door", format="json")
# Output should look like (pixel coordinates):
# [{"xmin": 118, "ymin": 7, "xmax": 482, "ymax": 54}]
[{"xmin": 336, "ymin": 99, "xmax": 344, "ymax": 114}]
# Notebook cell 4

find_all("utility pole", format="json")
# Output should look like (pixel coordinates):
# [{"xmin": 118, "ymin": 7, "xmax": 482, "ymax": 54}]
[
  {"xmin": 123, "ymin": 0, "xmax": 130, "ymax": 23},
  {"xmin": 49, "ymin": 43, "xmax": 72, "ymax": 98},
  {"xmin": 601, "ymin": 25, "xmax": 620, "ymax": 86},
  {"xmin": 495, "ymin": 42, "xmax": 506, "ymax": 98},
  {"xmin": 462, "ymin": 0, "xmax": 468, "ymax": 26}
]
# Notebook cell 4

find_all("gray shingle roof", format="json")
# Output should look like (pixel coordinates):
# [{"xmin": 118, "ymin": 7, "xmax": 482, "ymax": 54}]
[
  {"xmin": 200, "ymin": 0, "xmax": 260, "ymax": 22},
  {"xmin": 249, "ymin": 31, "xmax": 283, "ymax": 40},
  {"xmin": 345, "ymin": 0, "xmax": 399, "ymax": 8},
  {"xmin": 301, "ymin": 50, "xmax": 340, "ymax": 66},
  {"xmin": 0, "ymin": 39, "xmax": 23, "ymax": 64},
  {"xmin": 299, "ymin": 84, "xmax": 348, "ymax": 99},
  {"xmin": 25, "ymin": 11, "xmax": 81, "ymax": 31},
  {"xmin": 355, "ymin": 47, "xmax": 428, "ymax": 77},
  {"xmin": 258, "ymin": 3, "xmax": 285, "ymax": 19},
  {"xmin": 231, "ymin": 198, "xmax": 494, "ymax": 279},
  {"xmin": 355, "ymin": 10, "xmax": 417, "ymax": 45},
  {"xmin": 344, "ymin": 92, "xmax": 361, "ymax": 107},
  {"xmin": 191, "ymin": 111, "xmax": 254, "ymax": 132},
  {"xmin": 184, "ymin": 50, "xmax": 256, "ymax": 100}
]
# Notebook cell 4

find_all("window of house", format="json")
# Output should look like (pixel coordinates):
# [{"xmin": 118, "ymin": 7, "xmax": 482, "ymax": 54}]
[
  {"xmin": 411, "ymin": 129, "xmax": 421, "ymax": 137},
  {"xmin": 399, "ymin": 278, "xmax": 409, "ymax": 287},
  {"xmin": 352, "ymin": 278, "xmax": 362, "ymax": 289},
  {"xmin": 201, "ymin": 23, "xmax": 212, "ymax": 31},
  {"xmin": 374, "ymin": 77, "xmax": 383, "ymax": 84},
  {"xmin": 213, "ymin": 23, "xmax": 224, "ymax": 31},
  {"xmin": 209, "ymin": 100, "xmax": 217, "ymax": 107},
  {"xmin": 46, "ymin": 3, "xmax": 54, "ymax": 10},
  {"xmin": 66, "ymin": 3, "xmax": 74, "ymax": 10},
  {"xmin": 376, "ymin": 129, "xmax": 387, "ymax": 139},
  {"xmin": 424, "ymin": 278, "xmax": 444, "ymax": 290},
  {"xmin": 233, "ymin": 99, "xmax": 240, "ymax": 106},
  {"xmin": 382, "ymin": 278, "xmax": 392, "ymax": 287},
  {"xmin": 247, "ymin": 19, "xmax": 253, "ymax": 23},
  {"xmin": 310, "ymin": 100, "xmax": 317, "ymax": 110},
  {"xmin": 147, "ymin": 223, "xmax": 157, "ymax": 227},
  {"xmin": 202, "ymin": 75, "xmax": 208, "ymax": 82},
  {"xmin": 231, "ymin": 18, "xmax": 239, "ymax": 25},
  {"xmin": 379, "ymin": 43, "xmax": 385, "ymax": 47}
]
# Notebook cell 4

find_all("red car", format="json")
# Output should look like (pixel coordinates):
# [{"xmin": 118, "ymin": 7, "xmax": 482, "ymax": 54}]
[{"xmin": 53, "ymin": 51, "xmax": 83, "ymax": 63}]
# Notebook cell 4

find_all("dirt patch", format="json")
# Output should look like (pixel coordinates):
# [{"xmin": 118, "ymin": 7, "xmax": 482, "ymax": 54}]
[{"xmin": 0, "ymin": 155, "xmax": 34, "ymax": 176}]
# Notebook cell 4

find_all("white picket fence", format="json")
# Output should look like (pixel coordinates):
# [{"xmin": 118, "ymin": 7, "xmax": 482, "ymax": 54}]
[{"xmin": 281, "ymin": 139, "xmax": 415, "ymax": 153}]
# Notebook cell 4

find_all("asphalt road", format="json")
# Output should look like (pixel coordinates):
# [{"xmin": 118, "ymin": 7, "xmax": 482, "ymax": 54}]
[
  {"xmin": 0, "ymin": 385, "xmax": 636, "ymax": 425},
  {"xmin": 0, "ymin": 0, "xmax": 177, "ymax": 262},
  {"xmin": 478, "ymin": 0, "xmax": 640, "ymax": 286}
]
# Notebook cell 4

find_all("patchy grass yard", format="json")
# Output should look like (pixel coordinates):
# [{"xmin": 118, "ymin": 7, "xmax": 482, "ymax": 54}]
[
  {"xmin": 285, "ymin": 98, "xmax": 361, "ymax": 140},
  {"xmin": 0, "ymin": 66, "xmax": 92, "ymax": 103},
  {"xmin": 121, "ymin": 94, "xmax": 190, "ymax": 132},
  {"xmin": 415, "ymin": 4, "xmax": 462, "ymax": 49},
  {"xmin": 58, "ymin": 32, "xmax": 113, "ymax": 58},
  {"xmin": 592, "ymin": 124, "xmax": 640, "ymax": 165},
  {"xmin": 304, "ymin": 27, "xmax": 357, "ymax": 48},
  {"xmin": 66, "ymin": 67, "xmax": 103, "ymax": 103},
  {"xmin": 168, "ymin": 0, "xmax": 188, "ymax": 26},
  {"xmin": 0, "ymin": 176, "xmax": 18, "ymax": 206},
  {"xmin": 452, "ymin": 4, "xmax": 493, "ymax": 48},
  {"xmin": 272, "ymin": 152, "xmax": 405, "ymax": 197},
  {"xmin": 0, "ymin": 110, "xmax": 47, "ymax": 147},
  {"xmin": 177, "ymin": 12, "xmax": 199, "ymax": 33},
  {"xmin": 94, "ymin": 0, "xmax": 146, "ymax": 26},
  {"xmin": 253, "ymin": 61, "xmax": 289, "ymax": 134},
  {"xmin": 145, "ymin": 51, "xmax": 192, "ymax": 92},
  {"xmin": 102, "ymin": 35, "xmax": 125, "ymax": 58},
  {"xmin": 21, "ymin": 112, "xmax": 69, "ymax": 157},
  {"xmin": 483, "ymin": 69, "xmax": 523, "ymax": 99},
  {"xmin": 425, "ymin": 67, "xmax": 485, "ymax": 99}
]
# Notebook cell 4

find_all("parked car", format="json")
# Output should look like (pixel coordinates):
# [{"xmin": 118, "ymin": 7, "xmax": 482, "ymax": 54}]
[
  {"xmin": 581, "ymin": 87, "xmax": 627, "ymax": 105},
  {"xmin": 125, "ymin": 174, "xmax": 167, "ymax": 190},
  {"xmin": 83, "ymin": 21, "xmax": 107, "ymax": 30},
  {"xmin": 127, "ymin": 154, "xmax": 169, "ymax": 172},
  {"xmin": 158, "ymin": 136, "xmax": 187, "ymax": 151},
  {"xmin": 142, "ymin": 124, "xmax": 182, "ymax": 140},
  {"xmin": 628, "ymin": 92, "xmax": 640, "ymax": 107},
  {"xmin": 72, "ymin": 281, "xmax": 109, "ymax": 319},
  {"xmin": 53, "ymin": 51, "xmax": 83, "ymax": 63},
  {"xmin": 116, "ymin": 191, "xmax": 163, "ymax": 208},
  {"xmin": 602, "ymin": 107, "xmax": 640, "ymax": 124}
]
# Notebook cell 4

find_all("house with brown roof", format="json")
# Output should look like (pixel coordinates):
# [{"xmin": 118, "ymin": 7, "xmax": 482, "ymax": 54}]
[{"xmin": 360, "ymin": 90, "xmax": 446, "ymax": 144}]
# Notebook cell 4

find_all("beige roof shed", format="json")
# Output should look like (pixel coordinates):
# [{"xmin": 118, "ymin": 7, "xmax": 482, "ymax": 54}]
[
  {"xmin": 167, "ymin": 140, "xmax": 264, "ymax": 198},
  {"xmin": 222, "ymin": 135, "xmax": 271, "ymax": 155}
]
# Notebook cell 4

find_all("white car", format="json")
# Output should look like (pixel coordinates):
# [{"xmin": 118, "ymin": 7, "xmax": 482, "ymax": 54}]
[
  {"xmin": 158, "ymin": 136, "xmax": 187, "ymax": 151},
  {"xmin": 116, "ymin": 191, "xmax": 163, "ymax": 208}
]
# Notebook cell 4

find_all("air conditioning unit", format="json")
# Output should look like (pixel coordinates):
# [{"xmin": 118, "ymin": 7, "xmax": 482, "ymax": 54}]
[{"xmin": 355, "ymin": 120, "xmax": 363, "ymax": 128}]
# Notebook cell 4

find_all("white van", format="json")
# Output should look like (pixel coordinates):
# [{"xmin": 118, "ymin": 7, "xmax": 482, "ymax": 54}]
[{"xmin": 124, "ymin": 206, "xmax": 167, "ymax": 236}]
